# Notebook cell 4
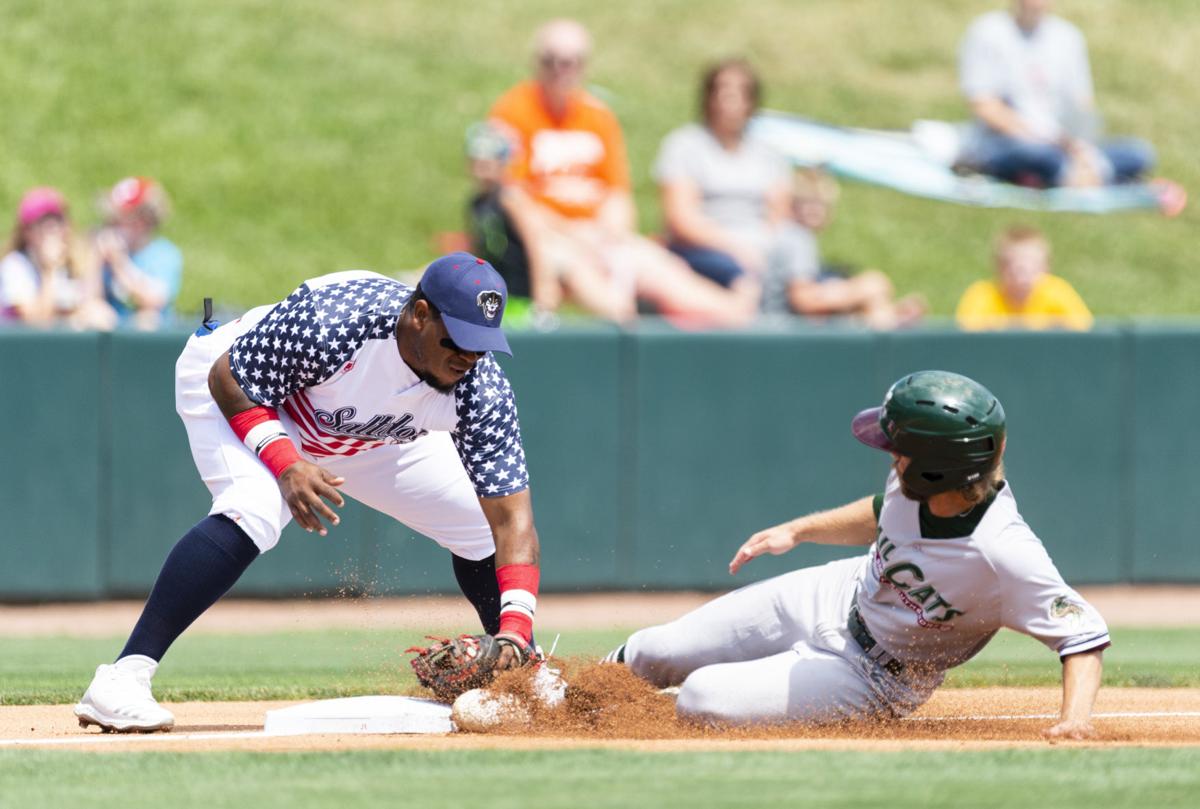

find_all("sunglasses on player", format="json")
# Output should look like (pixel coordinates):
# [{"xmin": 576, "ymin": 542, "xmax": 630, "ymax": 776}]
[{"xmin": 439, "ymin": 336, "xmax": 481, "ymax": 356}]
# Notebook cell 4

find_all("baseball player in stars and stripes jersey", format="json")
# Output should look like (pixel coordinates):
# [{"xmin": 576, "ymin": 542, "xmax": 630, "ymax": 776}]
[
  {"xmin": 75, "ymin": 253, "xmax": 542, "ymax": 732},
  {"xmin": 606, "ymin": 371, "xmax": 1109, "ymax": 741}
]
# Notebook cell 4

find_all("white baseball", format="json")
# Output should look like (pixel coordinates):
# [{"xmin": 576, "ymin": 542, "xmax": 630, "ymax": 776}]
[{"xmin": 450, "ymin": 688, "xmax": 531, "ymax": 733}]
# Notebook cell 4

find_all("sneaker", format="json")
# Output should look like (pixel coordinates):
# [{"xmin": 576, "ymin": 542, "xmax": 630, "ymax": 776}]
[
  {"xmin": 600, "ymin": 643, "xmax": 626, "ymax": 664},
  {"xmin": 74, "ymin": 655, "xmax": 175, "ymax": 733}
]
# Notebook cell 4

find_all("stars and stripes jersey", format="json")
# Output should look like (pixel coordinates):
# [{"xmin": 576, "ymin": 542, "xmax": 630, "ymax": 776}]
[
  {"xmin": 853, "ymin": 471, "xmax": 1109, "ymax": 670},
  {"xmin": 223, "ymin": 270, "xmax": 528, "ymax": 498}
]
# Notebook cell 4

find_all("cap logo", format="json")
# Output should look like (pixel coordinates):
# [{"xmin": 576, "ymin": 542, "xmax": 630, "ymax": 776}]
[{"xmin": 477, "ymin": 290, "xmax": 502, "ymax": 321}]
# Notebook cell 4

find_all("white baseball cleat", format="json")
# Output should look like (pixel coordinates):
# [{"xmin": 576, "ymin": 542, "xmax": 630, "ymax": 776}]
[
  {"xmin": 600, "ymin": 643, "xmax": 626, "ymax": 664},
  {"xmin": 74, "ymin": 654, "xmax": 175, "ymax": 733}
]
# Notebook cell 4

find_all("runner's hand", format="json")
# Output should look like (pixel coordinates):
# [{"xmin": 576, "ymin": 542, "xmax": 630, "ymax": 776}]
[{"xmin": 729, "ymin": 525, "xmax": 798, "ymax": 575}]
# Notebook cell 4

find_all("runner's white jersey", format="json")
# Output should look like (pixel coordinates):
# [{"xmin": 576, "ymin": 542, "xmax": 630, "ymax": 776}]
[
  {"xmin": 215, "ymin": 270, "xmax": 528, "ymax": 498},
  {"xmin": 852, "ymin": 471, "xmax": 1109, "ymax": 670}
]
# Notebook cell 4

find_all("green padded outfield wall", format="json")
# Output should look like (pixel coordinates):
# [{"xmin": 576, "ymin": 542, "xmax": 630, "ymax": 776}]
[
  {"xmin": 1128, "ymin": 326, "xmax": 1200, "ymax": 581},
  {"xmin": 627, "ymin": 326, "xmax": 882, "ymax": 588},
  {"xmin": 0, "ymin": 325, "xmax": 1197, "ymax": 599},
  {"xmin": 0, "ymin": 333, "xmax": 106, "ymax": 598}
]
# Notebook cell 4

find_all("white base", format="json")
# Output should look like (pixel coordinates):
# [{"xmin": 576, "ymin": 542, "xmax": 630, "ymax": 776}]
[{"xmin": 263, "ymin": 696, "xmax": 453, "ymax": 736}]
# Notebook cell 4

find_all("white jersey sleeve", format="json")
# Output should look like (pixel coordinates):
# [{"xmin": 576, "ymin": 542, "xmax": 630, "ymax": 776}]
[
  {"xmin": 987, "ymin": 527, "xmax": 1111, "ymax": 658},
  {"xmin": 451, "ymin": 353, "xmax": 529, "ymax": 498}
]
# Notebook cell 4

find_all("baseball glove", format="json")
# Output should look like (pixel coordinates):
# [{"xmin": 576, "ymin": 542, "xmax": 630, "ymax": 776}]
[{"xmin": 406, "ymin": 634, "xmax": 536, "ymax": 702}]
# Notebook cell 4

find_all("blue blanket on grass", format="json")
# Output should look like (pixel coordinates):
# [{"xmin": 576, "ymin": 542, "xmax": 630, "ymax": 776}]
[{"xmin": 750, "ymin": 111, "xmax": 1172, "ymax": 215}]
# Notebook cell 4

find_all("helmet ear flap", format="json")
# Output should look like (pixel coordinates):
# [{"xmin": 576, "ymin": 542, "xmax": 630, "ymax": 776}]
[{"xmin": 900, "ymin": 464, "xmax": 946, "ymax": 499}]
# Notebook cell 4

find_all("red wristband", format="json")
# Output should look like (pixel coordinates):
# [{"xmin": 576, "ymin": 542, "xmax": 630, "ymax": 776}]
[
  {"xmin": 258, "ymin": 438, "xmax": 301, "ymax": 478},
  {"xmin": 496, "ymin": 563, "xmax": 539, "ymax": 644},
  {"xmin": 228, "ymin": 405, "xmax": 301, "ymax": 478},
  {"xmin": 228, "ymin": 405, "xmax": 278, "ymax": 442}
]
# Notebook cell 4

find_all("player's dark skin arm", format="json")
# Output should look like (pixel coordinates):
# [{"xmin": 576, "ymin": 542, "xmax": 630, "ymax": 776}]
[
  {"xmin": 479, "ymin": 489, "xmax": 540, "ymax": 668},
  {"xmin": 208, "ymin": 351, "xmax": 345, "ymax": 536},
  {"xmin": 479, "ymin": 490, "xmax": 540, "ymax": 567}
]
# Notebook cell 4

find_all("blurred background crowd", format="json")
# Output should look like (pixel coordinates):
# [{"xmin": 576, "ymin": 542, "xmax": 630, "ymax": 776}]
[
  {"xmin": 1, "ymin": 0, "xmax": 1184, "ymax": 334},
  {"xmin": 1, "ymin": 179, "xmax": 181, "ymax": 330}
]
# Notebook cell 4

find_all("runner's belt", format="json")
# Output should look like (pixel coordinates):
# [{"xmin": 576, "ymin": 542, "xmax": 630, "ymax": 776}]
[{"xmin": 848, "ymin": 604, "xmax": 905, "ymax": 677}]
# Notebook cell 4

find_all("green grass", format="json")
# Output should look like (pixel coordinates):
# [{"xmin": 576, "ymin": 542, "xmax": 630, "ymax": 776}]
[
  {"xmin": 2, "ymin": 626, "xmax": 1197, "ymax": 705},
  {"xmin": 944, "ymin": 627, "xmax": 1200, "ymax": 688},
  {"xmin": 3, "ymin": 626, "xmax": 1197, "ymax": 808},
  {"xmin": 2, "ymin": 748, "xmax": 1200, "ymax": 809},
  {"xmin": 1, "ymin": 1, "xmax": 1198, "ymax": 317}
]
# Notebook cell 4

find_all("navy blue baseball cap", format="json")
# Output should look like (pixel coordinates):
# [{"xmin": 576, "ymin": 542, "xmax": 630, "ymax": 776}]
[{"xmin": 419, "ymin": 252, "xmax": 512, "ymax": 356}]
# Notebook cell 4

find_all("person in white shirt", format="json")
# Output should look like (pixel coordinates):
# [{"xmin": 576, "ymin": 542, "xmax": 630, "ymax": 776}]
[
  {"xmin": 958, "ymin": 0, "xmax": 1153, "ymax": 188},
  {"xmin": 605, "ymin": 370, "xmax": 1107, "ymax": 741},
  {"xmin": 0, "ymin": 187, "xmax": 114, "ymax": 329}
]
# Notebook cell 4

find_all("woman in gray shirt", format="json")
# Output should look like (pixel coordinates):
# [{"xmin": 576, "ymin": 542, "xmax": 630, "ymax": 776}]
[{"xmin": 655, "ymin": 59, "xmax": 802, "ymax": 311}]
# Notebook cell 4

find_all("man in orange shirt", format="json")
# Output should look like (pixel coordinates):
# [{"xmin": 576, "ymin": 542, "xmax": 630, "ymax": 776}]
[
  {"xmin": 956, "ymin": 225, "xmax": 1093, "ymax": 331},
  {"xmin": 487, "ymin": 19, "xmax": 757, "ymax": 326}
]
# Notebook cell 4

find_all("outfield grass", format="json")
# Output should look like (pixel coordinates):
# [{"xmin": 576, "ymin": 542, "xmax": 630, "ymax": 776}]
[
  {"xmin": 2, "ymin": 626, "xmax": 1196, "ymax": 705},
  {"xmin": 1, "ymin": 0, "xmax": 1197, "ymax": 317},
  {"xmin": 1, "ymin": 748, "xmax": 1199, "ymax": 809}
]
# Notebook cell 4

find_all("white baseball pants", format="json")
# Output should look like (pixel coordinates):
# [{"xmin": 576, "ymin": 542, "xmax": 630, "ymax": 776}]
[{"xmin": 624, "ymin": 557, "xmax": 942, "ymax": 724}]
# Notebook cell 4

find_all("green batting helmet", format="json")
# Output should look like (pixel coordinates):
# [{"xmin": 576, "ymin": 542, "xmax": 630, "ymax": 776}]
[{"xmin": 851, "ymin": 370, "xmax": 1006, "ymax": 498}]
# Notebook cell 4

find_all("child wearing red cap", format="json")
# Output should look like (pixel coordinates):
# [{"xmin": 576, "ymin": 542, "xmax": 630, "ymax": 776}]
[{"xmin": 95, "ymin": 177, "xmax": 183, "ymax": 330}]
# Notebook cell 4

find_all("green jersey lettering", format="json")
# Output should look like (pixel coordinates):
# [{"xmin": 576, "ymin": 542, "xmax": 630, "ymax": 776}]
[
  {"xmin": 925, "ymin": 595, "xmax": 951, "ymax": 612},
  {"xmin": 882, "ymin": 562, "xmax": 924, "ymax": 589},
  {"xmin": 907, "ymin": 585, "xmax": 937, "ymax": 605}
]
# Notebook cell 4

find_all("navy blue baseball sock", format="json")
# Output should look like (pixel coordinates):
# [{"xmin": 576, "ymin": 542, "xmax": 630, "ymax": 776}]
[
  {"xmin": 119, "ymin": 515, "xmax": 260, "ymax": 662},
  {"xmin": 452, "ymin": 553, "xmax": 501, "ymax": 635}
]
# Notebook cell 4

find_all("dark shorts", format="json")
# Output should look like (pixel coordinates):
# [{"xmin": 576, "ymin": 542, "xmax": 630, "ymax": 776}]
[
  {"xmin": 666, "ymin": 243, "xmax": 746, "ymax": 288},
  {"xmin": 467, "ymin": 191, "xmax": 531, "ymax": 299}
]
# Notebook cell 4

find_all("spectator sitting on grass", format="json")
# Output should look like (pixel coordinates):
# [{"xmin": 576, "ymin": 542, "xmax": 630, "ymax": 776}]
[
  {"xmin": 956, "ymin": 224, "xmax": 1092, "ymax": 331},
  {"xmin": 465, "ymin": 121, "xmax": 611, "ymax": 327},
  {"xmin": 655, "ymin": 59, "xmax": 789, "ymax": 305},
  {"xmin": 779, "ymin": 168, "xmax": 926, "ymax": 329},
  {"xmin": 0, "ymin": 187, "xmax": 115, "ymax": 330},
  {"xmin": 95, "ymin": 177, "xmax": 182, "ymax": 330},
  {"xmin": 957, "ymin": 0, "xmax": 1154, "ymax": 189},
  {"xmin": 488, "ymin": 18, "xmax": 756, "ymax": 327}
]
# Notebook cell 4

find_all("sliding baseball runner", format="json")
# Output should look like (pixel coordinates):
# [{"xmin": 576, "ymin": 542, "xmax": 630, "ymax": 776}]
[{"xmin": 606, "ymin": 370, "xmax": 1109, "ymax": 740}]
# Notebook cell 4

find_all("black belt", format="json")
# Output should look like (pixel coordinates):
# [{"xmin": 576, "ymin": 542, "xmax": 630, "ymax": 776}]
[{"xmin": 848, "ymin": 604, "xmax": 905, "ymax": 677}]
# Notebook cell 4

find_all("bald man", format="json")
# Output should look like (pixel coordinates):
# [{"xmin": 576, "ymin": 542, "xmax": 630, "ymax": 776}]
[{"xmin": 484, "ymin": 19, "xmax": 758, "ymax": 327}]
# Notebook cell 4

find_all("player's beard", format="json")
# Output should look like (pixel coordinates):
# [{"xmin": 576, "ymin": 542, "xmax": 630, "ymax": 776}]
[
  {"xmin": 409, "ymin": 336, "xmax": 460, "ymax": 393},
  {"xmin": 416, "ymin": 368, "xmax": 458, "ymax": 394}
]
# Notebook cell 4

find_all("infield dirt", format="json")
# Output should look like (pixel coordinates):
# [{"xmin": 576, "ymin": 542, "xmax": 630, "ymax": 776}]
[
  {"xmin": 3, "ymin": 589, "xmax": 1198, "ymax": 752},
  {"xmin": 3, "ymin": 684, "xmax": 1198, "ymax": 752}
]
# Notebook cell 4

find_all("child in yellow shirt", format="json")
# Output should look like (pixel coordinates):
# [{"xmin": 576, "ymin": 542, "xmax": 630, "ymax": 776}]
[{"xmin": 956, "ymin": 225, "xmax": 1093, "ymax": 331}]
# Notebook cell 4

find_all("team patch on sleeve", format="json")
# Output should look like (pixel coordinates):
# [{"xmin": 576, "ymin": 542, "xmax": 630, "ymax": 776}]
[
  {"xmin": 451, "ymin": 354, "xmax": 529, "ymax": 498},
  {"xmin": 1049, "ymin": 595, "xmax": 1084, "ymax": 625}
]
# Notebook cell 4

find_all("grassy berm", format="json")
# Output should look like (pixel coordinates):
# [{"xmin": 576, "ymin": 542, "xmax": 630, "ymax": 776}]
[{"xmin": 1, "ymin": 0, "xmax": 1197, "ymax": 317}]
